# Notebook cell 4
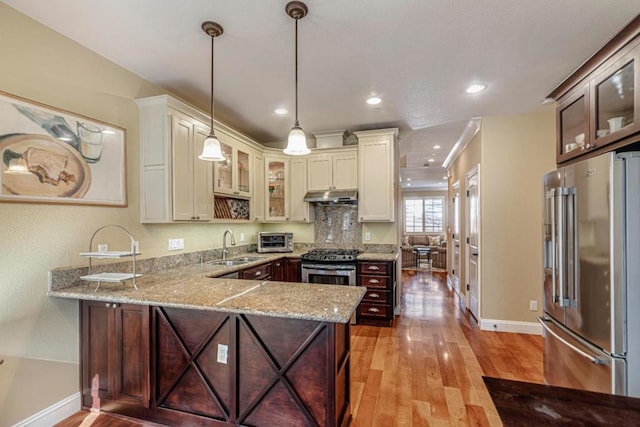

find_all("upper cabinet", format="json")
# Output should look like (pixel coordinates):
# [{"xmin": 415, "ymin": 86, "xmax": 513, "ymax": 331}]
[
  {"xmin": 251, "ymin": 150, "xmax": 265, "ymax": 222},
  {"xmin": 551, "ymin": 21, "xmax": 640, "ymax": 163},
  {"xmin": 290, "ymin": 157, "xmax": 314, "ymax": 222},
  {"xmin": 354, "ymin": 128, "xmax": 397, "ymax": 222},
  {"xmin": 265, "ymin": 155, "xmax": 289, "ymax": 222},
  {"xmin": 137, "ymin": 95, "xmax": 263, "ymax": 223},
  {"xmin": 307, "ymin": 148, "xmax": 358, "ymax": 191},
  {"xmin": 214, "ymin": 130, "xmax": 252, "ymax": 198}
]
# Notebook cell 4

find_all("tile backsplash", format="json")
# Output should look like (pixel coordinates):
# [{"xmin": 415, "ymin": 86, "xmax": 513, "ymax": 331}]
[{"xmin": 313, "ymin": 204, "xmax": 361, "ymax": 249}]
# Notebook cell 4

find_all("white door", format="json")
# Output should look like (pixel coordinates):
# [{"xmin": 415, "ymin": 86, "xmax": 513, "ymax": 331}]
[
  {"xmin": 466, "ymin": 167, "xmax": 480, "ymax": 320},
  {"xmin": 452, "ymin": 182, "xmax": 461, "ymax": 295}
]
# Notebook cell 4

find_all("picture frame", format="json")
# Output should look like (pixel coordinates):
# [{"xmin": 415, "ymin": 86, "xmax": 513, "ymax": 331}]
[{"xmin": 0, "ymin": 90, "xmax": 127, "ymax": 207}]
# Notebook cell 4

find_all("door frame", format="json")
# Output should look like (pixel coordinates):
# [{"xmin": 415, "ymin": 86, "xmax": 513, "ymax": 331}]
[
  {"xmin": 465, "ymin": 164, "xmax": 481, "ymax": 319},
  {"xmin": 451, "ymin": 180, "xmax": 461, "ymax": 297}
]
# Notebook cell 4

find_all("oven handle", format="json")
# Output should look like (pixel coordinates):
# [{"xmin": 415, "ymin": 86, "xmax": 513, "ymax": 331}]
[{"xmin": 301, "ymin": 264, "xmax": 356, "ymax": 271}]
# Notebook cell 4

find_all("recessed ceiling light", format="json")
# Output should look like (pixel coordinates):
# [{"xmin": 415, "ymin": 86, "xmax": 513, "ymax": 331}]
[
  {"xmin": 442, "ymin": 176, "xmax": 448, "ymax": 180},
  {"xmin": 407, "ymin": 178, "xmax": 412, "ymax": 181},
  {"xmin": 428, "ymin": 158, "xmax": 435, "ymax": 163},
  {"xmin": 466, "ymin": 83, "xmax": 487, "ymax": 94},
  {"xmin": 366, "ymin": 96, "xmax": 382, "ymax": 105},
  {"xmin": 274, "ymin": 108, "xmax": 288, "ymax": 115},
  {"xmin": 407, "ymin": 183, "xmax": 411, "ymax": 186},
  {"xmin": 433, "ymin": 145, "xmax": 441, "ymax": 149}
]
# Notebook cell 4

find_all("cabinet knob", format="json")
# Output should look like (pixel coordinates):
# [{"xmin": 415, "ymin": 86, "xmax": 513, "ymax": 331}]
[
  {"xmin": 369, "ymin": 278, "xmax": 380, "ymax": 284},
  {"xmin": 196, "ymin": 216, "xmax": 200, "ymax": 220},
  {"xmin": 234, "ymin": 191, "xmax": 239, "ymax": 195},
  {"xmin": 105, "ymin": 303, "xmax": 111, "ymax": 308},
  {"xmin": 368, "ymin": 307, "xmax": 380, "ymax": 313},
  {"xmin": 368, "ymin": 265, "xmax": 380, "ymax": 271},
  {"xmin": 303, "ymin": 218, "xmax": 306, "ymax": 221},
  {"xmin": 255, "ymin": 271, "xmax": 261, "ymax": 276},
  {"xmin": 369, "ymin": 293, "xmax": 380, "ymax": 298}
]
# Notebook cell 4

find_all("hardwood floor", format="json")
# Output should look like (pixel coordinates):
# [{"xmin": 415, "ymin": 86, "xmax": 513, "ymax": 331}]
[
  {"xmin": 56, "ymin": 269, "xmax": 543, "ymax": 427},
  {"xmin": 349, "ymin": 269, "xmax": 543, "ymax": 426}
]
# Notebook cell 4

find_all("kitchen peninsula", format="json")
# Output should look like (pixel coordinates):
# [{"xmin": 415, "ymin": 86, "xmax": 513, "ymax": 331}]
[{"xmin": 49, "ymin": 257, "xmax": 366, "ymax": 427}]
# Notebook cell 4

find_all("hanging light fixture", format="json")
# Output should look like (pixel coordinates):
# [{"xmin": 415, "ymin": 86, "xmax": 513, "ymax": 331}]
[
  {"xmin": 283, "ymin": 1, "xmax": 310, "ymax": 156},
  {"xmin": 199, "ymin": 21, "xmax": 226, "ymax": 161}
]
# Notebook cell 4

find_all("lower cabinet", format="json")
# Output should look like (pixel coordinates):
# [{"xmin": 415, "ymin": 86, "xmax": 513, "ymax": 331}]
[
  {"xmin": 81, "ymin": 301, "xmax": 351, "ymax": 427},
  {"xmin": 271, "ymin": 258, "xmax": 285, "ymax": 281},
  {"xmin": 81, "ymin": 301, "xmax": 150, "ymax": 409},
  {"xmin": 284, "ymin": 257, "xmax": 302, "ymax": 282},
  {"xmin": 356, "ymin": 260, "xmax": 396, "ymax": 327},
  {"xmin": 239, "ymin": 262, "xmax": 271, "ymax": 280}
]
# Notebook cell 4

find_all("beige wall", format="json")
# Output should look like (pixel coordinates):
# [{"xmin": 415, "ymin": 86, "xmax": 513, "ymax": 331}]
[
  {"xmin": 447, "ymin": 107, "xmax": 556, "ymax": 323},
  {"xmin": 0, "ymin": 5, "xmax": 264, "ymax": 362}
]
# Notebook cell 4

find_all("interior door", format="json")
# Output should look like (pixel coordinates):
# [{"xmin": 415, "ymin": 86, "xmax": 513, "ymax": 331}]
[
  {"xmin": 452, "ymin": 184, "xmax": 461, "ymax": 295},
  {"xmin": 467, "ymin": 169, "xmax": 480, "ymax": 320}
]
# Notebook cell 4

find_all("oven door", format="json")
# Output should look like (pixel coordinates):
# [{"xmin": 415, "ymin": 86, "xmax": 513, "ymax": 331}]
[{"xmin": 301, "ymin": 263, "xmax": 356, "ymax": 286}]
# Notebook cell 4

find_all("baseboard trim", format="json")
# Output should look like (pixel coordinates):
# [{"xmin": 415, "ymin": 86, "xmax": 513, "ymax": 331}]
[
  {"xmin": 479, "ymin": 319, "xmax": 542, "ymax": 335},
  {"xmin": 15, "ymin": 392, "xmax": 81, "ymax": 427}
]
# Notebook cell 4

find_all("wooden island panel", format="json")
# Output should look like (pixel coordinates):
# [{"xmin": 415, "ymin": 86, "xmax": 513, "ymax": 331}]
[{"xmin": 81, "ymin": 302, "xmax": 351, "ymax": 427}]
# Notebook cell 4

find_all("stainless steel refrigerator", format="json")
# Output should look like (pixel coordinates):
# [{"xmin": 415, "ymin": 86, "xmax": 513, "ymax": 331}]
[{"xmin": 541, "ymin": 151, "xmax": 640, "ymax": 397}]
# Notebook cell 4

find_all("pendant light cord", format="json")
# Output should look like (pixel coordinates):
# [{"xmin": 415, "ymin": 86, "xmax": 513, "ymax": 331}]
[
  {"xmin": 294, "ymin": 17, "xmax": 299, "ymax": 127},
  {"xmin": 210, "ymin": 34, "xmax": 216, "ymax": 135}
]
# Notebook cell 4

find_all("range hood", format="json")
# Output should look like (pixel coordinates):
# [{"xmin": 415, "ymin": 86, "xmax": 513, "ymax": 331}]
[{"xmin": 303, "ymin": 189, "xmax": 357, "ymax": 204}]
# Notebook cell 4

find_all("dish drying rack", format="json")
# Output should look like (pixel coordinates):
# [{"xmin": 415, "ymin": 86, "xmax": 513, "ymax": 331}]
[{"xmin": 79, "ymin": 224, "xmax": 141, "ymax": 291}]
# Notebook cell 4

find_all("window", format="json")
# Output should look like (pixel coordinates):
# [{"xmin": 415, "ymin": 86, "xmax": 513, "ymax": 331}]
[{"xmin": 404, "ymin": 196, "xmax": 444, "ymax": 233}]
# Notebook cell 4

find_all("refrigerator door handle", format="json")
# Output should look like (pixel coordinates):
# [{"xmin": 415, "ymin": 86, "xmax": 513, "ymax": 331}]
[
  {"xmin": 550, "ymin": 190, "xmax": 558, "ymax": 305},
  {"xmin": 538, "ymin": 317, "xmax": 609, "ymax": 365},
  {"xmin": 556, "ymin": 189, "xmax": 570, "ymax": 307},
  {"xmin": 568, "ymin": 189, "xmax": 578, "ymax": 305}
]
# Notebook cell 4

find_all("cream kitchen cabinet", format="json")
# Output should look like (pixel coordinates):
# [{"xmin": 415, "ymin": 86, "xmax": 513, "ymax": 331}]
[
  {"xmin": 289, "ymin": 157, "xmax": 314, "ymax": 222},
  {"xmin": 214, "ymin": 130, "xmax": 252, "ymax": 198},
  {"xmin": 307, "ymin": 148, "xmax": 357, "ymax": 191},
  {"xmin": 354, "ymin": 128, "xmax": 398, "ymax": 222},
  {"xmin": 137, "ymin": 95, "xmax": 214, "ymax": 223},
  {"xmin": 251, "ymin": 150, "xmax": 265, "ymax": 222},
  {"xmin": 265, "ymin": 155, "xmax": 289, "ymax": 222}
]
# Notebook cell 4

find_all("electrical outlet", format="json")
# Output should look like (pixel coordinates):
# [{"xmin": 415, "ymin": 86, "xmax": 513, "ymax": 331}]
[
  {"xmin": 529, "ymin": 300, "xmax": 538, "ymax": 311},
  {"xmin": 365, "ymin": 232, "xmax": 371, "ymax": 241},
  {"xmin": 168, "ymin": 238, "xmax": 184, "ymax": 251},
  {"xmin": 97, "ymin": 244, "xmax": 108, "ymax": 253},
  {"xmin": 131, "ymin": 241, "xmax": 140, "ymax": 254},
  {"xmin": 240, "ymin": 232, "xmax": 245, "ymax": 242},
  {"xmin": 217, "ymin": 344, "xmax": 228, "ymax": 364}
]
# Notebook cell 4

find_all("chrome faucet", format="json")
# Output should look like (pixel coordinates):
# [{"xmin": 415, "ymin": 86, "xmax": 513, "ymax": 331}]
[{"xmin": 222, "ymin": 229, "xmax": 236, "ymax": 260}]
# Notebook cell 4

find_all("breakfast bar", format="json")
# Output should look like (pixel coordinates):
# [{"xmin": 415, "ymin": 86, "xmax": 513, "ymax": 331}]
[{"xmin": 49, "ymin": 262, "xmax": 365, "ymax": 427}]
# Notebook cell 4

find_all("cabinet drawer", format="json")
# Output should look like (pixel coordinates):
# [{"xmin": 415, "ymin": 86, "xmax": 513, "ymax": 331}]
[
  {"xmin": 362, "ymin": 289, "xmax": 390, "ymax": 305},
  {"xmin": 240, "ymin": 263, "xmax": 271, "ymax": 280},
  {"xmin": 358, "ymin": 303, "xmax": 390, "ymax": 319},
  {"xmin": 358, "ymin": 262, "xmax": 389, "ymax": 276},
  {"xmin": 359, "ymin": 275, "xmax": 389, "ymax": 289}
]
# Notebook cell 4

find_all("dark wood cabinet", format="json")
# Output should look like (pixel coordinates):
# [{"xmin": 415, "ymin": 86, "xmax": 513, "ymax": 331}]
[
  {"xmin": 356, "ymin": 260, "xmax": 396, "ymax": 327},
  {"xmin": 81, "ymin": 301, "xmax": 351, "ymax": 426},
  {"xmin": 552, "ymin": 19, "xmax": 640, "ymax": 164},
  {"xmin": 271, "ymin": 258, "xmax": 285, "ymax": 281},
  {"xmin": 239, "ymin": 261, "xmax": 271, "ymax": 280},
  {"xmin": 81, "ymin": 301, "xmax": 150, "ymax": 409},
  {"xmin": 284, "ymin": 257, "xmax": 302, "ymax": 282}
]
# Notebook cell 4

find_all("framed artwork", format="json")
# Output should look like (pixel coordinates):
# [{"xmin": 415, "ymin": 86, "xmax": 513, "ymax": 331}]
[{"xmin": 0, "ymin": 90, "xmax": 127, "ymax": 206}]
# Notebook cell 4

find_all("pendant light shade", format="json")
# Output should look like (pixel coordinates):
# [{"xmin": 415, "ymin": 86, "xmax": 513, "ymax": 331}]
[
  {"xmin": 283, "ymin": 1, "xmax": 310, "ymax": 156},
  {"xmin": 199, "ymin": 21, "xmax": 226, "ymax": 162}
]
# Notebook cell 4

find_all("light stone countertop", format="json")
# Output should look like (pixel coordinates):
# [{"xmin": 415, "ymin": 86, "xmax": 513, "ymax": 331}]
[
  {"xmin": 356, "ymin": 252, "xmax": 399, "ymax": 262},
  {"xmin": 48, "ymin": 260, "xmax": 366, "ymax": 323}
]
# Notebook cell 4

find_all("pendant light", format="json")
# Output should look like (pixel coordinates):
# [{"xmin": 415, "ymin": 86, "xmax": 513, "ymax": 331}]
[
  {"xmin": 199, "ymin": 21, "xmax": 226, "ymax": 161},
  {"xmin": 283, "ymin": 1, "xmax": 310, "ymax": 156}
]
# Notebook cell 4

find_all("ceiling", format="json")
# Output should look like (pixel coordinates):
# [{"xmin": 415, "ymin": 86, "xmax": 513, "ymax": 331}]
[{"xmin": 4, "ymin": 1, "xmax": 640, "ymax": 190}]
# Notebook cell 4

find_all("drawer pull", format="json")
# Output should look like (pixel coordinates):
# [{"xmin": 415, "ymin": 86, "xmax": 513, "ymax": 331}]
[
  {"xmin": 105, "ymin": 303, "xmax": 111, "ymax": 308},
  {"xmin": 255, "ymin": 271, "xmax": 261, "ymax": 276},
  {"xmin": 368, "ymin": 307, "xmax": 380, "ymax": 313},
  {"xmin": 369, "ymin": 293, "xmax": 380, "ymax": 298},
  {"xmin": 369, "ymin": 279, "xmax": 380, "ymax": 284},
  {"xmin": 368, "ymin": 266, "xmax": 380, "ymax": 271}
]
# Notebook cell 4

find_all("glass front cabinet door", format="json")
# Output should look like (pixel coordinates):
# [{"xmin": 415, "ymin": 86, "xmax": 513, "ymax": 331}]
[
  {"xmin": 557, "ymin": 84, "xmax": 589, "ymax": 162},
  {"xmin": 591, "ymin": 50, "xmax": 639, "ymax": 150},
  {"xmin": 265, "ymin": 156, "xmax": 289, "ymax": 222},
  {"xmin": 213, "ymin": 133, "xmax": 252, "ymax": 198}
]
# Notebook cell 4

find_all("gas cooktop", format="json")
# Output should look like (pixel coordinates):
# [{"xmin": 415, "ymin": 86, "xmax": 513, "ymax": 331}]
[{"xmin": 301, "ymin": 249, "xmax": 360, "ymax": 262}]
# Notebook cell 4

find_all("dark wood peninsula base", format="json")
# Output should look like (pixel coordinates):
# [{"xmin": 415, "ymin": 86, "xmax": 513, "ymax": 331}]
[{"xmin": 81, "ymin": 301, "xmax": 351, "ymax": 427}]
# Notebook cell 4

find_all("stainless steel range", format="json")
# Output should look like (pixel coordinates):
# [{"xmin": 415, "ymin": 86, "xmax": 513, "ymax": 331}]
[{"xmin": 300, "ymin": 249, "xmax": 359, "ymax": 286}]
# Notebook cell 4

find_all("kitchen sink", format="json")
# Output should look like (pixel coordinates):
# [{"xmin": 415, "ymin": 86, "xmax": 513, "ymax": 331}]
[{"xmin": 207, "ymin": 256, "xmax": 264, "ymax": 267}]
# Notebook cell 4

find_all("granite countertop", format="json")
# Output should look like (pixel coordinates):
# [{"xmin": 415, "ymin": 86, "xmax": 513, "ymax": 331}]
[
  {"xmin": 49, "ymin": 257, "xmax": 366, "ymax": 323},
  {"xmin": 357, "ymin": 252, "xmax": 398, "ymax": 262}
]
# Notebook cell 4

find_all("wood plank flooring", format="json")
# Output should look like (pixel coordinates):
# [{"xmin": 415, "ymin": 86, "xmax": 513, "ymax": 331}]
[{"xmin": 56, "ymin": 269, "xmax": 543, "ymax": 427}]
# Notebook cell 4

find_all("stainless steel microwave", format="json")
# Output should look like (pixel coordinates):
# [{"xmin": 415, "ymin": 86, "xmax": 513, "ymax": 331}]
[{"xmin": 257, "ymin": 232, "xmax": 294, "ymax": 253}]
